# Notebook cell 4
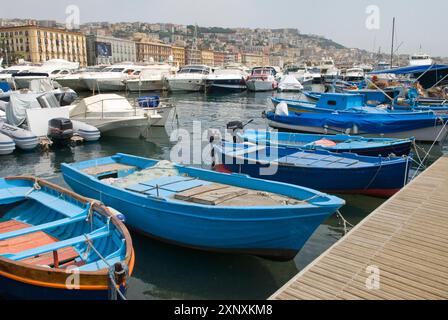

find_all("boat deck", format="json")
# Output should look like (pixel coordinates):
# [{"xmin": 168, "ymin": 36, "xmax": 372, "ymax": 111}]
[{"xmin": 270, "ymin": 155, "xmax": 448, "ymax": 300}]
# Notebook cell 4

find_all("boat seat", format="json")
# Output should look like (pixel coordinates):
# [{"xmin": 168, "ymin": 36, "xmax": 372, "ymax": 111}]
[
  {"xmin": 139, "ymin": 175, "xmax": 190, "ymax": 188},
  {"xmin": 22, "ymin": 247, "xmax": 80, "ymax": 268},
  {"xmin": 26, "ymin": 191, "xmax": 87, "ymax": 218}
]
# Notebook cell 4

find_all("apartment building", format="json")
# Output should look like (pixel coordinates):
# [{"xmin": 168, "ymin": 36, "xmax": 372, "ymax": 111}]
[{"xmin": 86, "ymin": 34, "xmax": 136, "ymax": 65}]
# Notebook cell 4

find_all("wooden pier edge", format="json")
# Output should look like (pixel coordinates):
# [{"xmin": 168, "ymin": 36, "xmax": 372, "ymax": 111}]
[{"xmin": 270, "ymin": 155, "xmax": 448, "ymax": 300}]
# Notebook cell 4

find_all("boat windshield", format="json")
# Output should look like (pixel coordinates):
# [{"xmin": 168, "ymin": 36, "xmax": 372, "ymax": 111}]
[
  {"xmin": 179, "ymin": 68, "xmax": 209, "ymax": 74},
  {"xmin": 0, "ymin": 70, "xmax": 19, "ymax": 74},
  {"xmin": 252, "ymin": 68, "xmax": 274, "ymax": 76},
  {"xmin": 50, "ymin": 70, "xmax": 61, "ymax": 74}
]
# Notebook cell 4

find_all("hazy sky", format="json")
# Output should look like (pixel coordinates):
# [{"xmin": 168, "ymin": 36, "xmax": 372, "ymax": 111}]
[{"xmin": 2, "ymin": 0, "xmax": 447, "ymax": 56}]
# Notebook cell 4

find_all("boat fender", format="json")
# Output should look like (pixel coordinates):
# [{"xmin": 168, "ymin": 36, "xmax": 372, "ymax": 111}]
[
  {"xmin": 275, "ymin": 102, "xmax": 289, "ymax": 116},
  {"xmin": 107, "ymin": 206, "xmax": 126, "ymax": 223}
]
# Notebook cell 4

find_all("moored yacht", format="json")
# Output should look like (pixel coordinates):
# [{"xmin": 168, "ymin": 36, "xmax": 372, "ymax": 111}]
[
  {"xmin": 166, "ymin": 65, "xmax": 212, "ymax": 92},
  {"xmin": 319, "ymin": 58, "xmax": 340, "ymax": 83},
  {"xmin": 285, "ymin": 65, "xmax": 314, "ymax": 85},
  {"xmin": 205, "ymin": 64, "xmax": 248, "ymax": 93},
  {"xmin": 124, "ymin": 64, "xmax": 177, "ymax": 92},
  {"xmin": 246, "ymin": 66, "xmax": 278, "ymax": 92},
  {"xmin": 0, "ymin": 64, "xmax": 34, "ymax": 88},
  {"xmin": 343, "ymin": 67, "xmax": 365, "ymax": 83},
  {"xmin": 82, "ymin": 63, "xmax": 145, "ymax": 92},
  {"xmin": 13, "ymin": 59, "xmax": 79, "ymax": 89},
  {"xmin": 409, "ymin": 53, "xmax": 433, "ymax": 66}
]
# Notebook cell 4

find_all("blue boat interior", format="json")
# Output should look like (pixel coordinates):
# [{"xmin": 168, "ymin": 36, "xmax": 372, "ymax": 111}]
[
  {"xmin": 239, "ymin": 130, "xmax": 411, "ymax": 151},
  {"xmin": 66, "ymin": 153, "xmax": 341, "ymax": 207},
  {"xmin": 0, "ymin": 178, "xmax": 127, "ymax": 271},
  {"xmin": 220, "ymin": 141, "xmax": 405, "ymax": 169}
]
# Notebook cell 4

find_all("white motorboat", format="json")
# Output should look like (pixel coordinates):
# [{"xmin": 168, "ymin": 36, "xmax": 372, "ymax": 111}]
[
  {"xmin": 166, "ymin": 65, "xmax": 212, "ymax": 92},
  {"xmin": 125, "ymin": 64, "xmax": 177, "ymax": 92},
  {"xmin": 82, "ymin": 64, "xmax": 145, "ymax": 92},
  {"xmin": 409, "ymin": 53, "xmax": 433, "ymax": 67},
  {"xmin": 69, "ymin": 94, "xmax": 174, "ymax": 138},
  {"xmin": 246, "ymin": 67, "xmax": 278, "ymax": 92},
  {"xmin": 0, "ymin": 131, "xmax": 15, "ymax": 155},
  {"xmin": 277, "ymin": 75, "xmax": 304, "ymax": 92},
  {"xmin": 71, "ymin": 120, "xmax": 101, "ymax": 142},
  {"xmin": 0, "ymin": 64, "xmax": 34, "ymax": 88},
  {"xmin": 54, "ymin": 65, "xmax": 108, "ymax": 92},
  {"xmin": 319, "ymin": 58, "xmax": 340, "ymax": 83},
  {"xmin": 343, "ymin": 67, "xmax": 365, "ymax": 83},
  {"xmin": 0, "ymin": 79, "xmax": 78, "ymax": 106},
  {"xmin": 205, "ymin": 64, "xmax": 248, "ymax": 93},
  {"xmin": 13, "ymin": 59, "xmax": 80, "ymax": 89},
  {"xmin": 286, "ymin": 65, "xmax": 314, "ymax": 85}
]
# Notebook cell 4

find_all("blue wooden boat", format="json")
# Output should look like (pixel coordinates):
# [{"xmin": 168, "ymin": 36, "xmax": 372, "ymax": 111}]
[
  {"xmin": 214, "ymin": 142, "xmax": 411, "ymax": 198},
  {"xmin": 61, "ymin": 153, "xmax": 345, "ymax": 261},
  {"xmin": 0, "ymin": 176, "xmax": 134, "ymax": 300},
  {"xmin": 238, "ymin": 129, "xmax": 413, "ymax": 156},
  {"xmin": 265, "ymin": 109, "xmax": 448, "ymax": 143}
]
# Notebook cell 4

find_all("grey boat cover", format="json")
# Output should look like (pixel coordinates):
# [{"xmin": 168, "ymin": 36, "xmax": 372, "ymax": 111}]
[{"xmin": 5, "ymin": 92, "xmax": 42, "ymax": 126}]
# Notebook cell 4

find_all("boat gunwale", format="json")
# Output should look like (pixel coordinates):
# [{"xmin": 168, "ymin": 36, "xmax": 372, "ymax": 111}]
[
  {"xmin": 61, "ymin": 154, "xmax": 345, "ymax": 212},
  {"xmin": 0, "ymin": 176, "xmax": 134, "ymax": 289}
]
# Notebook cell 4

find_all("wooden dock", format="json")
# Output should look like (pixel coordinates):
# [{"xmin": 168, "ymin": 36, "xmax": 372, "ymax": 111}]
[{"xmin": 270, "ymin": 156, "xmax": 448, "ymax": 300}]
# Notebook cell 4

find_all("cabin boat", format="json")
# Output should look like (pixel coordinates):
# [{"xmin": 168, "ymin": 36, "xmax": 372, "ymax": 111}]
[
  {"xmin": 278, "ymin": 75, "xmax": 304, "ymax": 92},
  {"xmin": 0, "ymin": 176, "xmax": 134, "ymax": 300},
  {"xmin": 265, "ymin": 97, "xmax": 448, "ymax": 142},
  {"xmin": 284, "ymin": 65, "xmax": 314, "ymax": 85},
  {"xmin": 319, "ymin": 58, "xmax": 340, "ymax": 83},
  {"xmin": 82, "ymin": 64, "xmax": 145, "ymax": 92},
  {"xmin": 343, "ymin": 68, "xmax": 365, "ymax": 83},
  {"xmin": 61, "ymin": 153, "xmax": 345, "ymax": 261},
  {"xmin": 69, "ymin": 94, "xmax": 174, "ymax": 138},
  {"xmin": 124, "ymin": 64, "xmax": 177, "ymax": 92},
  {"xmin": 13, "ymin": 59, "xmax": 80, "ymax": 89},
  {"xmin": 409, "ymin": 53, "xmax": 433, "ymax": 67},
  {"xmin": 166, "ymin": 65, "xmax": 212, "ymax": 92},
  {"xmin": 215, "ymin": 141, "xmax": 411, "ymax": 198},
  {"xmin": 0, "ymin": 65, "xmax": 34, "ymax": 88},
  {"xmin": 238, "ymin": 129, "xmax": 413, "ymax": 157},
  {"xmin": 205, "ymin": 64, "xmax": 248, "ymax": 93},
  {"xmin": 246, "ymin": 67, "xmax": 278, "ymax": 92}
]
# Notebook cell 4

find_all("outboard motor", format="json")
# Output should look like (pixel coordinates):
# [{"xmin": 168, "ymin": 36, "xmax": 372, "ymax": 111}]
[{"xmin": 48, "ymin": 118, "xmax": 73, "ymax": 147}]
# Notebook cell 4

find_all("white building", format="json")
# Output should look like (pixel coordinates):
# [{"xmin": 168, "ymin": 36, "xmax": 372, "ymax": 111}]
[{"xmin": 86, "ymin": 34, "xmax": 136, "ymax": 66}]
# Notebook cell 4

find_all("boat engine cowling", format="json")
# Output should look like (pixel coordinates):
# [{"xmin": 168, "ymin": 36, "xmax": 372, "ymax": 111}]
[{"xmin": 48, "ymin": 118, "xmax": 73, "ymax": 146}]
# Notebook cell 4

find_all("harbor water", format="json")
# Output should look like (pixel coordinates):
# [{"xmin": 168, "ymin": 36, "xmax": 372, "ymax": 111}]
[{"xmin": 1, "ymin": 89, "xmax": 446, "ymax": 300}]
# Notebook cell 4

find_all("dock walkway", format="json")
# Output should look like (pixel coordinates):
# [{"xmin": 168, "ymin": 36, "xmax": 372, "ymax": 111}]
[{"xmin": 270, "ymin": 156, "xmax": 448, "ymax": 300}]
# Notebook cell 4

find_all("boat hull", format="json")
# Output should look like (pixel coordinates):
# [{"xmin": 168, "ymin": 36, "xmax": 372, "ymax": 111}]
[
  {"xmin": 267, "ymin": 118, "xmax": 448, "ymax": 143},
  {"xmin": 125, "ymin": 80, "xmax": 165, "ymax": 92},
  {"xmin": 71, "ymin": 117, "xmax": 150, "ymax": 138},
  {"xmin": 217, "ymin": 157, "xmax": 408, "ymax": 198},
  {"xmin": 0, "ymin": 274, "xmax": 114, "ymax": 300},
  {"xmin": 55, "ymin": 78, "xmax": 89, "ymax": 92},
  {"xmin": 205, "ymin": 79, "xmax": 247, "ymax": 93},
  {"xmin": 246, "ymin": 80, "xmax": 277, "ymax": 92},
  {"xmin": 168, "ymin": 79, "xmax": 205, "ymax": 92},
  {"xmin": 61, "ymin": 160, "xmax": 341, "ymax": 261},
  {"xmin": 84, "ymin": 78, "xmax": 126, "ymax": 92}
]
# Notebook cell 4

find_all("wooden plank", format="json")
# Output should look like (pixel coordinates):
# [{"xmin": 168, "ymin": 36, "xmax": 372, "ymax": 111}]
[{"xmin": 270, "ymin": 156, "xmax": 448, "ymax": 300}]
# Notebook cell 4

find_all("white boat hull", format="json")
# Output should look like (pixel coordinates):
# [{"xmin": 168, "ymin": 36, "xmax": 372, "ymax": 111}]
[
  {"xmin": 146, "ymin": 105, "xmax": 174, "ymax": 127},
  {"xmin": 84, "ymin": 78, "xmax": 126, "ymax": 92},
  {"xmin": 267, "ymin": 119, "xmax": 448, "ymax": 143},
  {"xmin": 246, "ymin": 80, "xmax": 277, "ymax": 92},
  {"xmin": 168, "ymin": 79, "xmax": 204, "ymax": 92},
  {"xmin": 55, "ymin": 78, "xmax": 89, "ymax": 92},
  {"xmin": 0, "ymin": 133, "xmax": 15, "ymax": 155},
  {"xmin": 126, "ymin": 80, "xmax": 165, "ymax": 92},
  {"xmin": 0, "ymin": 122, "xmax": 39, "ymax": 150},
  {"xmin": 70, "ymin": 117, "xmax": 155, "ymax": 138}
]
